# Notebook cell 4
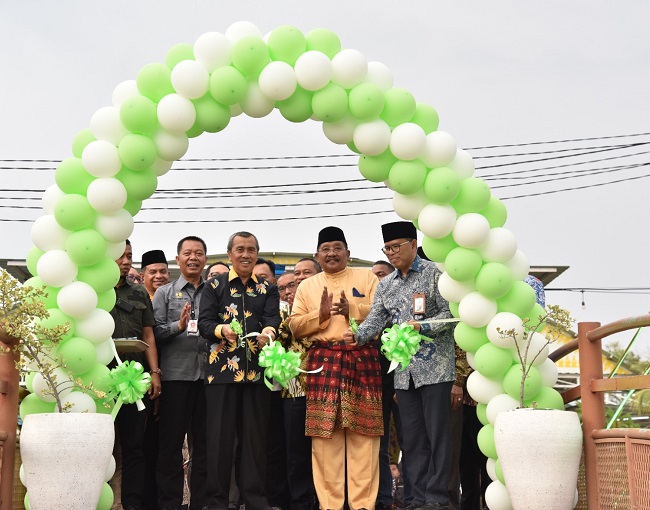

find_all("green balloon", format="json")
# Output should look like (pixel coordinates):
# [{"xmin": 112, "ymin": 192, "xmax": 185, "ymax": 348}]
[
  {"xmin": 193, "ymin": 94, "xmax": 231, "ymax": 133},
  {"xmin": 231, "ymin": 36, "xmax": 270, "ymax": 77},
  {"xmin": 76, "ymin": 257, "xmax": 120, "ymax": 294},
  {"xmin": 25, "ymin": 371, "xmax": 36, "ymax": 393},
  {"xmin": 495, "ymin": 459, "xmax": 505, "ymax": 484},
  {"xmin": 267, "ymin": 25, "xmax": 306, "ymax": 65},
  {"xmin": 95, "ymin": 396, "xmax": 116, "ymax": 415},
  {"xmin": 347, "ymin": 140, "xmax": 361, "ymax": 154},
  {"xmin": 380, "ymin": 88, "xmax": 417, "ymax": 126},
  {"xmin": 358, "ymin": 150, "xmax": 396, "ymax": 183},
  {"xmin": 277, "ymin": 86, "xmax": 314, "ymax": 123},
  {"xmin": 523, "ymin": 303, "xmax": 546, "ymax": 333},
  {"xmin": 349, "ymin": 83, "xmax": 385, "ymax": 121},
  {"xmin": 421, "ymin": 233, "xmax": 458, "ymax": 263},
  {"xmin": 97, "ymin": 483, "xmax": 114, "ymax": 510},
  {"xmin": 165, "ymin": 42, "xmax": 194, "ymax": 69},
  {"xmin": 454, "ymin": 323, "xmax": 489, "ymax": 353},
  {"xmin": 305, "ymin": 28, "xmax": 341, "ymax": 59},
  {"xmin": 452, "ymin": 178, "xmax": 492, "ymax": 214},
  {"xmin": 477, "ymin": 423, "xmax": 497, "ymax": 459},
  {"xmin": 71, "ymin": 129, "xmax": 96, "ymax": 158},
  {"xmin": 388, "ymin": 160, "xmax": 427, "ymax": 195},
  {"xmin": 136, "ymin": 62, "xmax": 174, "ymax": 103},
  {"xmin": 55, "ymin": 158, "xmax": 95, "ymax": 195},
  {"xmin": 448, "ymin": 301, "xmax": 460, "ymax": 318},
  {"xmin": 497, "ymin": 281, "xmax": 536, "ymax": 317},
  {"xmin": 23, "ymin": 277, "xmax": 60, "ymax": 309},
  {"xmin": 117, "ymin": 166, "xmax": 158, "ymax": 201},
  {"xmin": 35, "ymin": 308, "xmax": 75, "ymax": 342},
  {"xmin": 475, "ymin": 262, "xmax": 513, "ymax": 299},
  {"xmin": 445, "ymin": 247, "xmax": 483, "ymax": 282},
  {"xmin": 118, "ymin": 134, "xmax": 157, "ymax": 171},
  {"xmin": 312, "ymin": 82, "xmax": 348, "ymax": 122},
  {"xmin": 410, "ymin": 103, "xmax": 439, "ymax": 134},
  {"xmin": 123, "ymin": 196, "xmax": 143, "ymax": 216},
  {"xmin": 423, "ymin": 166, "xmax": 461, "ymax": 204},
  {"xmin": 526, "ymin": 386, "xmax": 564, "ymax": 410},
  {"xmin": 56, "ymin": 336, "xmax": 97, "ymax": 375},
  {"xmin": 480, "ymin": 197, "xmax": 508, "ymax": 228},
  {"xmin": 474, "ymin": 342, "xmax": 513, "ymax": 379},
  {"xmin": 53, "ymin": 194, "xmax": 96, "ymax": 231},
  {"xmin": 186, "ymin": 123, "xmax": 204, "ymax": 138},
  {"xmin": 476, "ymin": 403, "xmax": 489, "ymax": 426},
  {"xmin": 24, "ymin": 492, "xmax": 30, "ymax": 510},
  {"xmin": 26, "ymin": 246, "xmax": 44, "ymax": 276},
  {"xmin": 120, "ymin": 95, "xmax": 159, "ymax": 135},
  {"xmin": 503, "ymin": 363, "xmax": 542, "ymax": 401},
  {"xmin": 19, "ymin": 393, "xmax": 56, "ymax": 419},
  {"xmin": 209, "ymin": 66, "xmax": 248, "ymax": 105},
  {"xmin": 65, "ymin": 229, "xmax": 107, "ymax": 267},
  {"xmin": 78, "ymin": 363, "xmax": 112, "ymax": 393},
  {"xmin": 96, "ymin": 288, "xmax": 117, "ymax": 312}
]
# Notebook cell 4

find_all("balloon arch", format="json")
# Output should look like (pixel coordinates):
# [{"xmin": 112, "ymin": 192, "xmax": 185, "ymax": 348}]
[{"xmin": 23, "ymin": 21, "xmax": 564, "ymax": 510}]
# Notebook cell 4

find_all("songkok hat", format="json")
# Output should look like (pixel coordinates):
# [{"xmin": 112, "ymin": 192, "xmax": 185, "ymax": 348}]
[
  {"xmin": 381, "ymin": 221, "xmax": 417, "ymax": 244},
  {"xmin": 141, "ymin": 249, "xmax": 168, "ymax": 269},
  {"xmin": 317, "ymin": 226, "xmax": 347, "ymax": 247}
]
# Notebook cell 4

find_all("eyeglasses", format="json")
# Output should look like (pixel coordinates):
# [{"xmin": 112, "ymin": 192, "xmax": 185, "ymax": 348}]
[
  {"xmin": 381, "ymin": 240, "xmax": 411, "ymax": 255},
  {"xmin": 278, "ymin": 281, "xmax": 297, "ymax": 293},
  {"xmin": 318, "ymin": 247, "xmax": 346, "ymax": 255},
  {"xmin": 126, "ymin": 274, "xmax": 143, "ymax": 284}
]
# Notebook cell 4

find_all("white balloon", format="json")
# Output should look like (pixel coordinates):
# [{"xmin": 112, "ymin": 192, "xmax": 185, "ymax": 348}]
[
  {"xmin": 486, "ymin": 312, "xmax": 524, "ymax": 349},
  {"xmin": 32, "ymin": 368, "xmax": 74, "ymax": 403},
  {"xmin": 56, "ymin": 391, "xmax": 97, "ymax": 414},
  {"xmin": 486, "ymin": 457, "xmax": 498, "ymax": 481},
  {"xmin": 42, "ymin": 185, "xmax": 66, "ymax": 215},
  {"xmin": 438, "ymin": 271, "xmax": 475, "ymax": 303},
  {"xmin": 295, "ymin": 51, "xmax": 332, "ymax": 91},
  {"xmin": 230, "ymin": 104, "xmax": 243, "ymax": 117},
  {"xmin": 31, "ymin": 215, "xmax": 70, "ymax": 251},
  {"xmin": 194, "ymin": 32, "xmax": 232, "ymax": 72},
  {"xmin": 506, "ymin": 250, "xmax": 530, "ymax": 281},
  {"xmin": 258, "ymin": 61, "xmax": 297, "ymax": 101},
  {"xmin": 421, "ymin": 131, "xmax": 457, "ymax": 168},
  {"xmin": 95, "ymin": 209, "xmax": 134, "ymax": 244},
  {"xmin": 82, "ymin": 140, "xmax": 121, "ymax": 178},
  {"xmin": 392, "ymin": 191, "xmax": 428, "ymax": 221},
  {"xmin": 95, "ymin": 338, "xmax": 116, "ymax": 365},
  {"xmin": 435, "ymin": 262, "xmax": 446, "ymax": 273},
  {"xmin": 418, "ymin": 203, "xmax": 457, "ymax": 239},
  {"xmin": 157, "ymin": 94, "xmax": 197, "ymax": 134},
  {"xmin": 36, "ymin": 250, "xmax": 78, "ymax": 288},
  {"xmin": 539, "ymin": 358, "xmax": 559, "ymax": 387},
  {"xmin": 365, "ymin": 62, "xmax": 394, "ymax": 91},
  {"xmin": 105, "ymin": 240, "xmax": 126, "ymax": 260},
  {"xmin": 449, "ymin": 148, "xmax": 475, "ymax": 179},
  {"xmin": 322, "ymin": 115, "xmax": 357, "ymax": 144},
  {"xmin": 90, "ymin": 106, "xmax": 129, "ymax": 145},
  {"xmin": 112, "ymin": 80, "xmax": 139, "ymax": 107},
  {"xmin": 486, "ymin": 393, "xmax": 520, "ymax": 425},
  {"xmin": 152, "ymin": 157, "xmax": 173, "ymax": 177},
  {"xmin": 466, "ymin": 370, "xmax": 504, "ymax": 404},
  {"xmin": 154, "ymin": 131, "xmax": 189, "ymax": 161},
  {"xmin": 19, "ymin": 464, "xmax": 26, "ymax": 486},
  {"xmin": 86, "ymin": 178, "xmax": 128, "ymax": 214},
  {"xmin": 452, "ymin": 213, "xmax": 491, "ymax": 248},
  {"xmin": 104, "ymin": 455, "xmax": 116, "ymax": 482},
  {"xmin": 171, "ymin": 60, "xmax": 209, "ymax": 99},
  {"xmin": 513, "ymin": 332, "xmax": 550, "ymax": 367},
  {"xmin": 466, "ymin": 351, "xmax": 477, "ymax": 370},
  {"xmin": 390, "ymin": 123, "xmax": 426, "ymax": 160},
  {"xmin": 331, "ymin": 49, "xmax": 367, "ymax": 88},
  {"xmin": 57, "ymin": 281, "xmax": 98, "ymax": 319},
  {"xmin": 75, "ymin": 309, "xmax": 116, "ymax": 345},
  {"xmin": 240, "ymin": 81, "xmax": 274, "ymax": 118},
  {"xmin": 353, "ymin": 119, "xmax": 391, "ymax": 156},
  {"xmin": 459, "ymin": 292, "xmax": 497, "ymax": 328},
  {"xmin": 481, "ymin": 228, "xmax": 518, "ymax": 263},
  {"xmin": 225, "ymin": 21, "xmax": 262, "ymax": 42},
  {"xmin": 485, "ymin": 481, "xmax": 513, "ymax": 510}
]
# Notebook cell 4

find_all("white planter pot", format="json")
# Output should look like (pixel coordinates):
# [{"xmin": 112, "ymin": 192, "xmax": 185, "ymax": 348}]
[
  {"xmin": 494, "ymin": 408, "xmax": 582, "ymax": 510},
  {"xmin": 20, "ymin": 413, "xmax": 114, "ymax": 510}
]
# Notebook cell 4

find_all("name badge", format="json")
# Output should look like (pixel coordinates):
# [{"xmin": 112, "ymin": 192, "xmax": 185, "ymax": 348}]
[{"xmin": 413, "ymin": 293, "xmax": 426, "ymax": 315}]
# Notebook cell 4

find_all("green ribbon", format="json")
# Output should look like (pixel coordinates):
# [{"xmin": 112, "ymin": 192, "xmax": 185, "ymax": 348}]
[
  {"xmin": 230, "ymin": 319, "xmax": 243, "ymax": 336},
  {"xmin": 258, "ymin": 340, "xmax": 306, "ymax": 391},
  {"xmin": 107, "ymin": 360, "xmax": 152, "ymax": 420},
  {"xmin": 349, "ymin": 317, "xmax": 359, "ymax": 334},
  {"xmin": 380, "ymin": 323, "xmax": 422, "ymax": 372}
]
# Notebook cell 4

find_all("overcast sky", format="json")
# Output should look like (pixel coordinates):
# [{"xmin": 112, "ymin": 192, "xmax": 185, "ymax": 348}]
[{"xmin": 2, "ymin": 1, "xmax": 650, "ymax": 352}]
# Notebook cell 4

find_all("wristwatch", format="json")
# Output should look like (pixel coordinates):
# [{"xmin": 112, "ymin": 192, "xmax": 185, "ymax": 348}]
[{"xmin": 151, "ymin": 368, "xmax": 162, "ymax": 375}]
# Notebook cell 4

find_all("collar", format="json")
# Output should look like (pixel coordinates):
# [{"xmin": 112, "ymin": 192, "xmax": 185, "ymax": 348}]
[
  {"xmin": 228, "ymin": 268, "xmax": 259, "ymax": 284},
  {"xmin": 116, "ymin": 278, "xmax": 133, "ymax": 290},
  {"xmin": 176, "ymin": 274, "xmax": 204, "ymax": 289},
  {"xmin": 391, "ymin": 255, "xmax": 425, "ymax": 280}
]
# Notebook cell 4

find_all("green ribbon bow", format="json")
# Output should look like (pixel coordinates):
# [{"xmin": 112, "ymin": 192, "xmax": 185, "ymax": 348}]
[
  {"xmin": 230, "ymin": 319, "xmax": 243, "ymax": 336},
  {"xmin": 108, "ymin": 360, "xmax": 152, "ymax": 419},
  {"xmin": 380, "ymin": 323, "xmax": 422, "ymax": 372},
  {"xmin": 349, "ymin": 317, "xmax": 359, "ymax": 334},
  {"xmin": 258, "ymin": 340, "xmax": 304, "ymax": 390}
]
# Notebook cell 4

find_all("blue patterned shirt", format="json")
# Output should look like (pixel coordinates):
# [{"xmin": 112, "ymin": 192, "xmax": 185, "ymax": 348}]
[{"xmin": 356, "ymin": 256, "xmax": 456, "ymax": 390}]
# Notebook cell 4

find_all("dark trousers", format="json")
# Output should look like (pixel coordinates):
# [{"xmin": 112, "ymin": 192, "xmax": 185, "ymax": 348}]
[
  {"xmin": 283, "ymin": 396, "xmax": 316, "ymax": 510},
  {"xmin": 267, "ymin": 391, "xmax": 289, "ymax": 509},
  {"xmin": 378, "ymin": 385, "xmax": 403, "ymax": 506},
  {"xmin": 459, "ymin": 405, "xmax": 488, "ymax": 510},
  {"xmin": 143, "ymin": 401, "xmax": 159, "ymax": 509},
  {"xmin": 448, "ymin": 404, "xmax": 464, "ymax": 510},
  {"xmin": 157, "ymin": 379, "xmax": 208, "ymax": 509},
  {"xmin": 116, "ymin": 394, "xmax": 151, "ymax": 508},
  {"xmin": 205, "ymin": 383, "xmax": 271, "ymax": 510},
  {"xmin": 396, "ymin": 380, "xmax": 452, "ymax": 507}
]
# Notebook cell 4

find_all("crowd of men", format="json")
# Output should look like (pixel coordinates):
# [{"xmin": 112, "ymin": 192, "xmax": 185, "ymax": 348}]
[{"xmin": 108, "ymin": 222, "xmax": 504, "ymax": 510}]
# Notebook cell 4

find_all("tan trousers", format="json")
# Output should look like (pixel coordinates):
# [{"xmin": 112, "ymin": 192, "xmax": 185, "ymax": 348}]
[{"xmin": 312, "ymin": 429, "xmax": 380, "ymax": 510}]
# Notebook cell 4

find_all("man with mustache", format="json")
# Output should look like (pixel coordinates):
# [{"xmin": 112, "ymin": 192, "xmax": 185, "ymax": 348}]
[
  {"xmin": 140, "ymin": 249, "xmax": 170, "ymax": 300},
  {"xmin": 288, "ymin": 226, "xmax": 381, "ymax": 510}
]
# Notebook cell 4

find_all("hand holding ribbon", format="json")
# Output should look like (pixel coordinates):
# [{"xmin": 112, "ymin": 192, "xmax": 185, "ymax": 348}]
[{"xmin": 258, "ymin": 340, "xmax": 323, "ymax": 390}]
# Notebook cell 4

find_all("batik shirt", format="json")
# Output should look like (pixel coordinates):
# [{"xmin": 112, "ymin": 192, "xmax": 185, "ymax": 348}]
[
  {"xmin": 198, "ymin": 269, "xmax": 280, "ymax": 385},
  {"xmin": 356, "ymin": 255, "xmax": 456, "ymax": 390}
]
